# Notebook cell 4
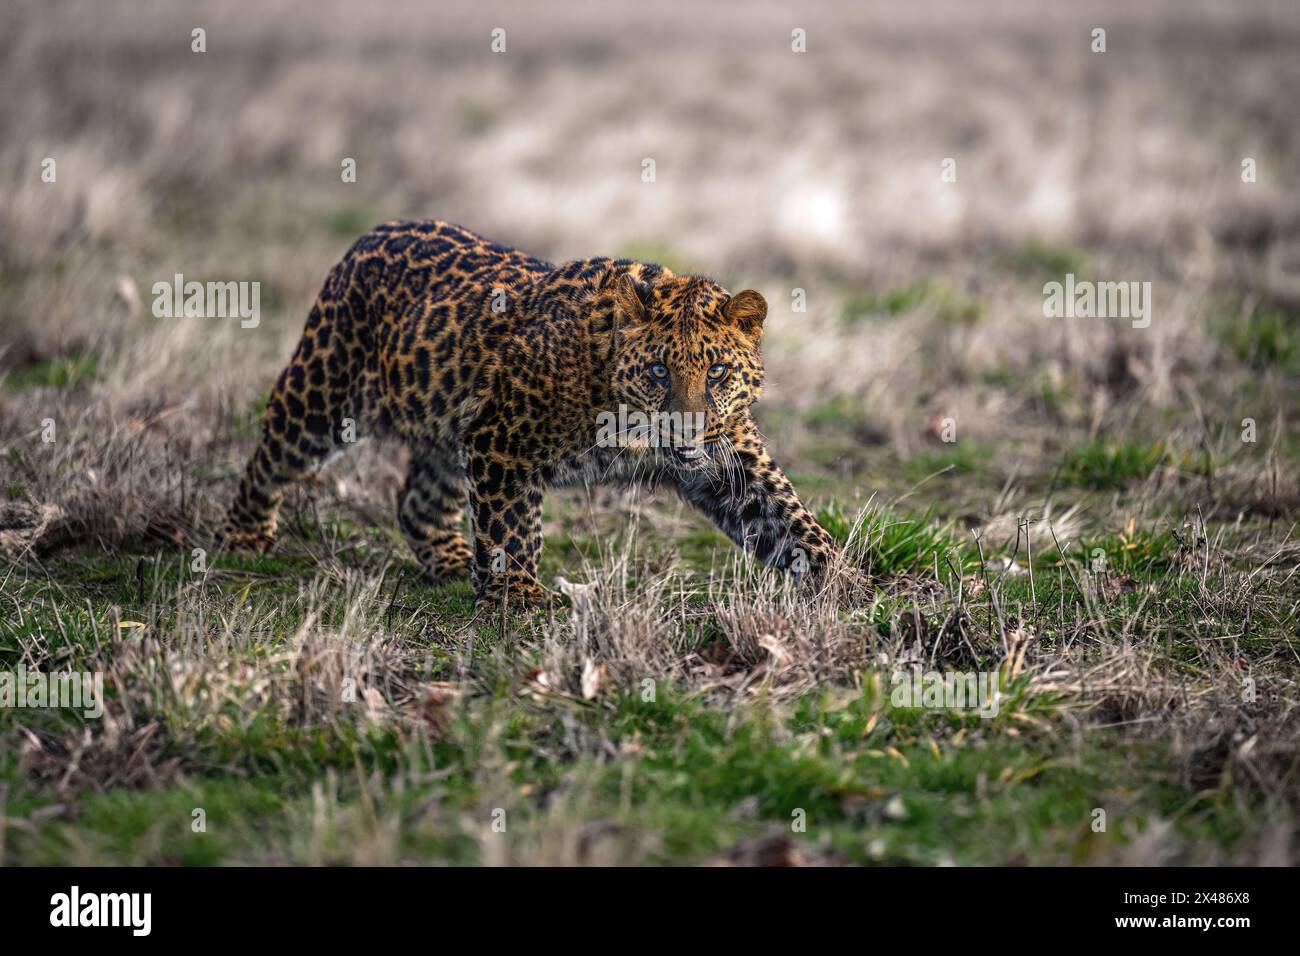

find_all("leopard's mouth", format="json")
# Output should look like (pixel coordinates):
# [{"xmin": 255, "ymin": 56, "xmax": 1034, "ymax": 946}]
[{"xmin": 668, "ymin": 441, "xmax": 718, "ymax": 468}]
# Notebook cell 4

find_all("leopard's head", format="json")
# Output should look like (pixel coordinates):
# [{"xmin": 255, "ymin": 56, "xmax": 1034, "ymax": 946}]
[{"xmin": 605, "ymin": 272, "xmax": 766, "ymax": 470}]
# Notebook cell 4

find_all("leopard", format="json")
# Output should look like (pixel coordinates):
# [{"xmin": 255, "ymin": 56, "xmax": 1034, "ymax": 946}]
[{"xmin": 219, "ymin": 220, "xmax": 839, "ymax": 607}]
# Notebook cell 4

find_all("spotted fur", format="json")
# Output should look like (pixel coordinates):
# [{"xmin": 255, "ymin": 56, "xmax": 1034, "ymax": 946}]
[{"xmin": 220, "ymin": 220, "xmax": 838, "ymax": 606}]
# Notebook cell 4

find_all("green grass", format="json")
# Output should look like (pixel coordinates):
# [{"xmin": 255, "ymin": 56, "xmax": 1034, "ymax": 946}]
[
  {"xmin": 1216, "ymin": 304, "xmax": 1300, "ymax": 372},
  {"xmin": 614, "ymin": 241, "xmax": 697, "ymax": 277},
  {"xmin": 0, "ymin": 673, "xmax": 1261, "ymax": 866},
  {"xmin": 1, "ymin": 497, "xmax": 1294, "ymax": 866},
  {"xmin": 804, "ymin": 394, "xmax": 869, "ymax": 433},
  {"xmin": 840, "ymin": 282, "xmax": 981, "ymax": 328},
  {"xmin": 1073, "ymin": 524, "xmax": 1181, "ymax": 577},
  {"xmin": 0, "ymin": 486, "xmax": 1293, "ymax": 867},
  {"xmin": 326, "ymin": 206, "xmax": 382, "ymax": 239},
  {"xmin": 1007, "ymin": 239, "xmax": 1088, "ymax": 278},
  {"xmin": 903, "ymin": 443, "xmax": 993, "ymax": 484},
  {"xmin": 3, "ymin": 350, "xmax": 99, "ymax": 390},
  {"xmin": 818, "ymin": 503, "xmax": 976, "ymax": 575},
  {"xmin": 1056, "ymin": 439, "xmax": 1166, "ymax": 491},
  {"xmin": 841, "ymin": 282, "xmax": 931, "ymax": 324}
]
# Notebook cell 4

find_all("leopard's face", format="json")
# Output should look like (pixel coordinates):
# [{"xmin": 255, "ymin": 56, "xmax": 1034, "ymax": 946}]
[{"xmin": 607, "ymin": 275, "xmax": 766, "ymax": 471}]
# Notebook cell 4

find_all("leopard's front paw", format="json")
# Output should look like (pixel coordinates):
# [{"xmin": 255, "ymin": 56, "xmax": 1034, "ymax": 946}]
[{"xmin": 783, "ymin": 542, "xmax": 832, "ymax": 585}]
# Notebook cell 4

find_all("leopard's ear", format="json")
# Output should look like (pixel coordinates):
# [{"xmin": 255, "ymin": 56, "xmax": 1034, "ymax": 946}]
[
  {"xmin": 613, "ymin": 273, "xmax": 649, "ymax": 326},
  {"xmin": 723, "ymin": 290, "xmax": 766, "ymax": 339},
  {"xmin": 608, "ymin": 273, "xmax": 651, "ymax": 361}
]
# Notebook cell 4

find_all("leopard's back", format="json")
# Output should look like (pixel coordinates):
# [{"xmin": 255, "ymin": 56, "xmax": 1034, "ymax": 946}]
[{"xmin": 299, "ymin": 220, "xmax": 552, "ymax": 440}]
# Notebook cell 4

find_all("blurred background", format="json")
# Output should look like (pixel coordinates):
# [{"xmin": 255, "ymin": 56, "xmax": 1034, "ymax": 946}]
[{"xmin": 1, "ymin": 0, "xmax": 1297, "ymax": 549}]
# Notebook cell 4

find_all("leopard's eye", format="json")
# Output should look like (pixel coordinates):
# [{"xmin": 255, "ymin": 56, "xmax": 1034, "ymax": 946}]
[
  {"xmin": 707, "ymin": 364, "xmax": 730, "ymax": 381},
  {"xmin": 648, "ymin": 363, "xmax": 670, "ymax": 382}
]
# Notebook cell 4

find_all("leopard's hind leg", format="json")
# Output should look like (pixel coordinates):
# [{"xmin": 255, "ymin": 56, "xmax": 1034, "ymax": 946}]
[
  {"xmin": 220, "ymin": 295, "xmax": 371, "ymax": 552},
  {"xmin": 399, "ymin": 449, "xmax": 473, "ymax": 583}
]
